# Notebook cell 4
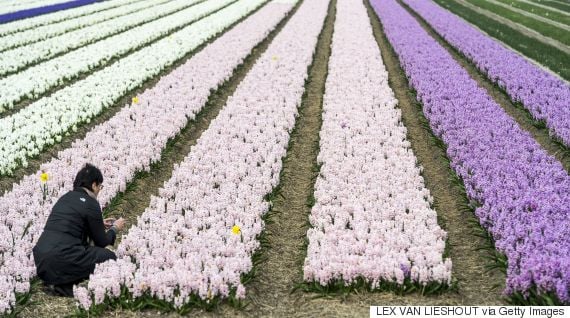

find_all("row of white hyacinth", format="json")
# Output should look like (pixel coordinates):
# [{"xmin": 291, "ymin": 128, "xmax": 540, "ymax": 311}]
[
  {"xmin": 0, "ymin": 0, "xmax": 141, "ymax": 36},
  {"xmin": 0, "ymin": 0, "xmax": 45, "ymax": 5},
  {"xmin": 0, "ymin": 0, "xmax": 167, "ymax": 52},
  {"xmin": 0, "ymin": 0, "xmax": 264, "ymax": 176},
  {"xmin": 0, "ymin": 2, "xmax": 292, "ymax": 314},
  {"xmin": 0, "ymin": 0, "xmax": 207, "ymax": 75},
  {"xmin": 0, "ymin": 0, "xmax": 224, "ymax": 111},
  {"xmin": 74, "ymin": 0, "xmax": 327, "ymax": 309},
  {"xmin": 303, "ymin": 0, "xmax": 451, "ymax": 287},
  {"xmin": 0, "ymin": 0, "xmax": 70, "ymax": 15}
]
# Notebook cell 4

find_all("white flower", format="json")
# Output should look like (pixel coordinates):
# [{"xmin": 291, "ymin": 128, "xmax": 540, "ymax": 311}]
[{"xmin": 0, "ymin": 0, "xmax": 263, "ymax": 175}]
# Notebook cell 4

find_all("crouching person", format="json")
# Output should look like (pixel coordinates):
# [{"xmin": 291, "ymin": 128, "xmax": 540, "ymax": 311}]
[{"xmin": 33, "ymin": 163, "xmax": 125, "ymax": 297}]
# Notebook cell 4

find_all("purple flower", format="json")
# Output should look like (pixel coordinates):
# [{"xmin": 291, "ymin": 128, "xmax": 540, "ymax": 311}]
[{"xmin": 372, "ymin": 0, "xmax": 570, "ymax": 303}]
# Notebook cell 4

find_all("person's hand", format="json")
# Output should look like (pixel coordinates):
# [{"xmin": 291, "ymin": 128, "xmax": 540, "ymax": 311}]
[
  {"xmin": 113, "ymin": 217, "xmax": 126, "ymax": 231},
  {"xmin": 103, "ymin": 218, "xmax": 116, "ymax": 229}
]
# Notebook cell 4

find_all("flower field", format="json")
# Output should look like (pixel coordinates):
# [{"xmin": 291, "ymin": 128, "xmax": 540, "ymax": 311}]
[{"xmin": 0, "ymin": 0, "xmax": 568, "ymax": 316}]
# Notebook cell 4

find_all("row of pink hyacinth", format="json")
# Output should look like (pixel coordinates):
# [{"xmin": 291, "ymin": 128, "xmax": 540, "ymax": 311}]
[
  {"xmin": 74, "ymin": 0, "xmax": 331, "ymax": 309},
  {"xmin": 0, "ymin": 2, "xmax": 294, "ymax": 314},
  {"xmin": 303, "ymin": 0, "xmax": 451, "ymax": 288}
]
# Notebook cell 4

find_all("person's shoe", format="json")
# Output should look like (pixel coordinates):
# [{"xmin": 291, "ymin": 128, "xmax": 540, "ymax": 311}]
[
  {"xmin": 53, "ymin": 284, "xmax": 74, "ymax": 297},
  {"xmin": 43, "ymin": 283, "xmax": 73, "ymax": 297},
  {"xmin": 42, "ymin": 284, "xmax": 57, "ymax": 297}
]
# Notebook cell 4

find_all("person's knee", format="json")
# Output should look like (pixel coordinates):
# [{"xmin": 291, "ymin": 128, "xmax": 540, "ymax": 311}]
[{"xmin": 95, "ymin": 248, "xmax": 116, "ymax": 263}]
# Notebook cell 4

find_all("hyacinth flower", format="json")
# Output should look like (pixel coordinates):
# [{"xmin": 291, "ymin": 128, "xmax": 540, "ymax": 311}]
[
  {"xmin": 303, "ymin": 0, "xmax": 451, "ymax": 293},
  {"xmin": 402, "ymin": 0, "xmax": 570, "ymax": 147}
]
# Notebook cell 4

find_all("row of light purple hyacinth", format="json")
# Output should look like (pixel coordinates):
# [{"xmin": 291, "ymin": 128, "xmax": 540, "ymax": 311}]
[
  {"xmin": 371, "ymin": 0, "xmax": 569, "ymax": 303},
  {"xmin": 402, "ymin": 0, "xmax": 570, "ymax": 148}
]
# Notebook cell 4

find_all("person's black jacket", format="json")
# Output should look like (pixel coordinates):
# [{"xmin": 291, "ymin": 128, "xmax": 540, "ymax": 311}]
[{"xmin": 33, "ymin": 187, "xmax": 117, "ymax": 285}]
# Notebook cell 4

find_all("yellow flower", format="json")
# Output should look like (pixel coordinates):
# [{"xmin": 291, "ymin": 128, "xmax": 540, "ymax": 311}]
[
  {"xmin": 132, "ymin": 96, "xmax": 139, "ymax": 104},
  {"xmin": 232, "ymin": 225, "xmax": 241, "ymax": 235},
  {"xmin": 40, "ymin": 172, "xmax": 49, "ymax": 183}
]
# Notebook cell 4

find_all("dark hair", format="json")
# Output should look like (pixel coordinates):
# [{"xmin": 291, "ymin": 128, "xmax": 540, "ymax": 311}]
[{"xmin": 73, "ymin": 163, "xmax": 103, "ymax": 191}]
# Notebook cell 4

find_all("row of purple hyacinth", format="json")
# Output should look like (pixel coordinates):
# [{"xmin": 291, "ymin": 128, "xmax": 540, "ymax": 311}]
[
  {"xmin": 371, "ymin": 0, "xmax": 569, "ymax": 303},
  {"xmin": 0, "ymin": 0, "xmax": 104, "ymax": 24},
  {"xmin": 402, "ymin": 0, "xmax": 570, "ymax": 147}
]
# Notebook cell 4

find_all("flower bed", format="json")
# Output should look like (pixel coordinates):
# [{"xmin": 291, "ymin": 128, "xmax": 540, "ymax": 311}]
[
  {"xmin": 303, "ymin": 0, "xmax": 451, "ymax": 290},
  {"xmin": 0, "ymin": 0, "xmax": 165, "ymax": 52},
  {"xmin": 0, "ymin": 0, "xmax": 105, "ymax": 24},
  {"xmin": 0, "ymin": 0, "xmax": 141, "ymax": 36},
  {"xmin": 0, "ymin": 0, "xmax": 265, "ymax": 176},
  {"xmin": 0, "ymin": 0, "xmax": 206, "ymax": 76}
]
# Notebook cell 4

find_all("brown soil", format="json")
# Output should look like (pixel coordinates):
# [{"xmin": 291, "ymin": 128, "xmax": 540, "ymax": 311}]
[
  {"xmin": 398, "ymin": 0, "xmax": 570, "ymax": 172},
  {"xmin": 0, "ymin": 0, "xmax": 238, "ymax": 195}
]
